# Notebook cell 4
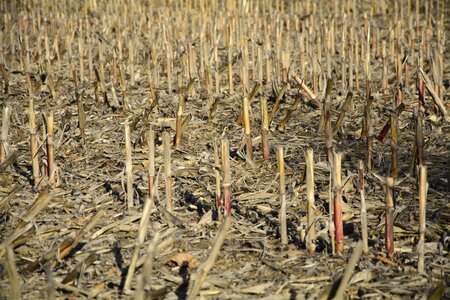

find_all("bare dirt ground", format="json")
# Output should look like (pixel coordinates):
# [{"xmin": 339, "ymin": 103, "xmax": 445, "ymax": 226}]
[{"xmin": 0, "ymin": 0, "xmax": 449, "ymax": 299}]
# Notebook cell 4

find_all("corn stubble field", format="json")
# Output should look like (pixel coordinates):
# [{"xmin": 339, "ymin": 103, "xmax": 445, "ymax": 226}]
[{"xmin": 0, "ymin": 0, "xmax": 449, "ymax": 299}]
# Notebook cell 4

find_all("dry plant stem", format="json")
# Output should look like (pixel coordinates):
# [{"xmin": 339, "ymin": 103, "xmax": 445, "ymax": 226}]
[
  {"xmin": 365, "ymin": 97, "xmax": 374, "ymax": 171},
  {"xmin": 329, "ymin": 168, "xmax": 335, "ymax": 255},
  {"xmin": 382, "ymin": 40, "xmax": 388, "ymax": 94},
  {"xmin": 278, "ymin": 97, "xmax": 300, "ymax": 133},
  {"xmin": 118, "ymin": 63, "xmax": 127, "ymax": 97},
  {"xmin": 213, "ymin": 140, "xmax": 221, "ymax": 209},
  {"xmin": 376, "ymin": 103, "xmax": 405, "ymax": 142},
  {"xmin": 124, "ymin": 193, "xmax": 154, "ymax": 293},
  {"xmin": 305, "ymin": 149, "xmax": 316, "ymax": 253},
  {"xmin": 385, "ymin": 177, "xmax": 395, "ymax": 254},
  {"xmin": 325, "ymin": 107, "xmax": 333, "ymax": 163},
  {"xmin": 29, "ymin": 99, "xmax": 40, "ymax": 186},
  {"xmin": 228, "ymin": 34, "xmax": 233, "ymax": 92},
  {"xmin": 24, "ymin": 57, "xmax": 33, "ymax": 95},
  {"xmin": 0, "ymin": 64, "xmax": 9, "ymax": 94},
  {"xmin": 333, "ymin": 152, "xmax": 343, "ymax": 254},
  {"xmin": 332, "ymin": 91, "xmax": 353, "ymax": 135},
  {"xmin": 269, "ymin": 85, "xmax": 288, "ymax": 125},
  {"xmin": 46, "ymin": 113, "xmax": 56, "ymax": 186},
  {"xmin": 319, "ymin": 77, "xmax": 333, "ymax": 131},
  {"xmin": 125, "ymin": 124, "xmax": 134, "ymax": 209},
  {"xmin": 18, "ymin": 188, "xmax": 51, "ymax": 227},
  {"xmin": 187, "ymin": 216, "xmax": 232, "ymax": 300},
  {"xmin": 236, "ymin": 82, "xmax": 261, "ymax": 124},
  {"xmin": 61, "ymin": 253, "xmax": 99, "ymax": 285},
  {"xmin": 57, "ymin": 209, "xmax": 105, "ymax": 264},
  {"xmin": 293, "ymin": 75, "xmax": 321, "ymax": 108},
  {"xmin": 278, "ymin": 146, "xmax": 288, "ymax": 245},
  {"xmin": 416, "ymin": 112, "xmax": 424, "ymax": 166},
  {"xmin": 46, "ymin": 64, "xmax": 57, "ymax": 100},
  {"xmin": 260, "ymin": 98, "xmax": 270, "ymax": 160},
  {"xmin": 163, "ymin": 132, "xmax": 173, "ymax": 212},
  {"xmin": 417, "ymin": 70, "xmax": 426, "ymax": 110},
  {"xmin": 361, "ymin": 95, "xmax": 373, "ymax": 139},
  {"xmin": 174, "ymin": 99, "xmax": 183, "ymax": 147},
  {"xmin": 148, "ymin": 129, "xmax": 155, "ymax": 199},
  {"xmin": 417, "ymin": 165, "xmax": 427, "ymax": 273},
  {"xmin": 0, "ymin": 223, "xmax": 34, "ymax": 258},
  {"xmin": 221, "ymin": 139, "xmax": 231, "ymax": 216},
  {"xmin": 1, "ymin": 105, "xmax": 11, "ymax": 163},
  {"xmin": 390, "ymin": 112, "xmax": 399, "ymax": 177},
  {"xmin": 419, "ymin": 68, "xmax": 450, "ymax": 122},
  {"xmin": 5, "ymin": 246, "xmax": 21, "ymax": 300},
  {"xmin": 242, "ymin": 97, "xmax": 253, "ymax": 162},
  {"xmin": 77, "ymin": 98, "xmax": 86, "ymax": 140},
  {"xmin": 333, "ymin": 241, "xmax": 364, "ymax": 300},
  {"xmin": 135, "ymin": 233, "xmax": 160, "ymax": 300},
  {"xmin": 359, "ymin": 161, "xmax": 369, "ymax": 254}
]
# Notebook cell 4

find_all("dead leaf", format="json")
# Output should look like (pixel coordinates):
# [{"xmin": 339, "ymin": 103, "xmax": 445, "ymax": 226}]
[
  {"xmin": 167, "ymin": 252, "xmax": 200, "ymax": 269},
  {"xmin": 349, "ymin": 269, "xmax": 373, "ymax": 284}
]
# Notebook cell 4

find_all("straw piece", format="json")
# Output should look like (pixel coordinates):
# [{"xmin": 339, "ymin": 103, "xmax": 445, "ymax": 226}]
[
  {"xmin": 187, "ymin": 216, "xmax": 232, "ymax": 300},
  {"xmin": 305, "ymin": 149, "xmax": 316, "ymax": 253},
  {"xmin": 417, "ymin": 166, "xmax": 427, "ymax": 273},
  {"xmin": 278, "ymin": 146, "xmax": 287, "ymax": 245},
  {"xmin": 125, "ymin": 124, "xmax": 134, "ymax": 209}
]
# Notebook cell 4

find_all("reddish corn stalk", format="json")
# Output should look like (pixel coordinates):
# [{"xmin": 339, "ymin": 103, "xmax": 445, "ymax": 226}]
[
  {"xmin": 385, "ymin": 177, "xmax": 395, "ymax": 254},
  {"xmin": 163, "ymin": 132, "xmax": 173, "ymax": 212},
  {"xmin": 376, "ymin": 103, "xmax": 405, "ymax": 142},
  {"xmin": 148, "ymin": 129, "xmax": 155, "ymax": 199},
  {"xmin": 305, "ymin": 149, "xmax": 316, "ymax": 253},
  {"xmin": 278, "ymin": 146, "xmax": 287, "ymax": 245},
  {"xmin": 333, "ymin": 152, "xmax": 343, "ymax": 254},
  {"xmin": 221, "ymin": 139, "xmax": 231, "ymax": 216},
  {"xmin": 260, "ymin": 98, "xmax": 270, "ymax": 160},
  {"xmin": 214, "ymin": 140, "xmax": 221, "ymax": 210},
  {"xmin": 417, "ymin": 165, "xmax": 427, "ymax": 273}
]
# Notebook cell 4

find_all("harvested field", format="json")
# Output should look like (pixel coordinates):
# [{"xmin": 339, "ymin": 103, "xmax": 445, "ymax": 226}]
[{"xmin": 0, "ymin": 0, "xmax": 449, "ymax": 299}]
